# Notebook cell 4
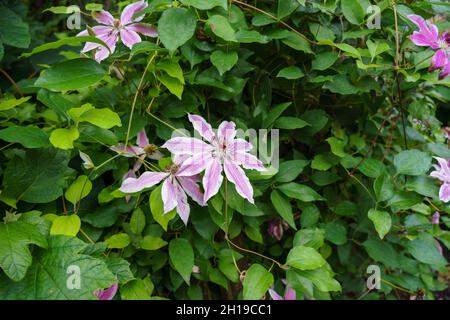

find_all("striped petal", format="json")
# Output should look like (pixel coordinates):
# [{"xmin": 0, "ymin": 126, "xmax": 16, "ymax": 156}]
[
  {"xmin": 120, "ymin": 171, "xmax": 168, "ymax": 193},
  {"xmin": 203, "ymin": 158, "xmax": 224, "ymax": 203},
  {"xmin": 224, "ymin": 159, "xmax": 254, "ymax": 203},
  {"xmin": 162, "ymin": 178, "xmax": 178, "ymax": 213},
  {"xmin": 188, "ymin": 114, "xmax": 215, "ymax": 143}
]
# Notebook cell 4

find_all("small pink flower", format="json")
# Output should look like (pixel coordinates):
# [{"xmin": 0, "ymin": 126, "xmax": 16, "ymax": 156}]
[
  {"xmin": 268, "ymin": 279, "xmax": 296, "ymax": 300},
  {"xmin": 407, "ymin": 14, "xmax": 450, "ymax": 80},
  {"xmin": 119, "ymin": 155, "xmax": 205, "ymax": 225},
  {"xmin": 77, "ymin": 0, "xmax": 158, "ymax": 62},
  {"xmin": 430, "ymin": 157, "xmax": 450, "ymax": 202},
  {"xmin": 162, "ymin": 114, "xmax": 265, "ymax": 204},
  {"xmin": 95, "ymin": 283, "xmax": 118, "ymax": 300}
]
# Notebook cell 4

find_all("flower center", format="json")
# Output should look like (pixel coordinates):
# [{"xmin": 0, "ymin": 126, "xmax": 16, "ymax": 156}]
[
  {"xmin": 166, "ymin": 164, "xmax": 179, "ymax": 175},
  {"xmin": 438, "ymin": 39, "xmax": 449, "ymax": 50},
  {"xmin": 113, "ymin": 19, "xmax": 121, "ymax": 30},
  {"xmin": 144, "ymin": 144, "xmax": 158, "ymax": 155}
]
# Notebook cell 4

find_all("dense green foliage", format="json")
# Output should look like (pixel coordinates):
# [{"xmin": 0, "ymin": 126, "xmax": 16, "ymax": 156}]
[{"xmin": 0, "ymin": 0, "xmax": 449, "ymax": 300}]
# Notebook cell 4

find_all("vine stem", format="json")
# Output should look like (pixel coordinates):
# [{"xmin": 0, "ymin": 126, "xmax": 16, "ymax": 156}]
[
  {"xmin": 0, "ymin": 68, "xmax": 23, "ymax": 96},
  {"xmin": 124, "ymin": 51, "xmax": 158, "ymax": 148},
  {"xmin": 231, "ymin": 0, "xmax": 315, "ymax": 44},
  {"xmin": 223, "ymin": 179, "xmax": 285, "ymax": 270}
]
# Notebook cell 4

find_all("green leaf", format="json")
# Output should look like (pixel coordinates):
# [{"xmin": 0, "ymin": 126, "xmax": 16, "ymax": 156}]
[
  {"xmin": 34, "ymin": 58, "xmax": 106, "ymax": 92},
  {"xmin": 288, "ymin": 267, "xmax": 341, "ymax": 292},
  {"xmin": 374, "ymin": 173, "xmax": 394, "ymax": 202},
  {"xmin": 158, "ymin": 74, "xmax": 184, "ymax": 99},
  {"xmin": 0, "ymin": 7, "xmax": 30, "ymax": 48},
  {"xmin": 157, "ymin": 58, "xmax": 184, "ymax": 83},
  {"xmin": 169, "ymin": 238, "xmax": 194, "ymax": 284},
  {"xmin": 281, "ymin": 32, "xmax": 312, "ymax": 53},
  {"xmin": 207, "ymin": 15, "xmax": 237, "ymax": 42},
  {"xmin": 242, "ymin": 264, "xmax": 273, "ymax": 300},
  {"xmin": 210, "ymin": 50, "xmax": 238, "ymax": 75},
  {"xmin": 79, "ymin": 108, "xmax": 122, "ymax": 129},
  {"xmin": 3, "ymin": 149, "xmax": 72, "ymax": 203},
  {"xmin": 0, "ymin": 218, "xmax": 48, "ymax": 281},
  {"xmin": 140, "ymin": 236, "xmax": 168, "ymax": 250},
  {"xmin": 278, "ymin": 0, "xmax": 300, "ymax": 19},
  {"xmin": 275, "ymin": 159, "xmax": 309, "ymax": 182},
  {"xmin": 49, "ymin": 128, "xmax": 80, "ymax": 150},
  {"xmin": 326, "ymin": 137, "xmax": 346, "ymax": 157},
  {"xmin": 158, "ymin": 8, "xmax": 196, "ymax": 52},
  {"xmin": 120, "ymin": 276, "xmax": 154, "ymax": 300},
  {"xmin": 105, "ymin": 233, "xmax": 130, "ymax": 249},
  {"xmin": 150, "ymin": 185, "xmax": 177, "ymax": 231},
  {"xmin": 65, "ymin": 175, "xmax": 93, "ymax": 206},
  {"xmin": 366, "ymin": 40, "xmax": 390, "ymax": 61},
  {"xmin": 276, "ymin": 66, "xmax": 305, "ymax": 79},
  {"xmin": 286, "ymin": 245, "xmax": 326, "ymax": 270},
  {"xmin": 43, "ymin": 6, "xmax": 80, "ymax": 14},
  {"xmin": 324, "ymin": 223, "xmax": 347, "ymax": 245},
  {"xmin": 86, "ymin": 3, "xmax": 103, "ymax": 11},
  {"xmin": 179, "ymin": 0, "xmax": 227, "ymax": 10},
  {"xmin": 130, "ymin": 208, "xmax": 146, "ymax": 235},
  {"xmin": 50, "ymin": 215, "xmax": 81, "ymax": 237},
  {"xmin": 262, "ymin": 102, "xmax": 291, "ymax": 128},
  {"xmin": 358, "ymin": 159, "xmax": 385, "ymax": 178},
  {"xmin": 312, "ymin": 51, "xmax": 339, "ymax": 70},
  {"xmin": 341, "ymin": 0, "xmax": 365, "ymax": 25},
  {"xmin": 367, "ymin": 209, "xmax": 391, "ymax": 239},
  {"xmin": 394, "ymin": 150, "xmax": 431, "ymax": 176},
  {"xmin": 21, "ymin": 36, "xmax": 109, "ymax": 58},
  {"xmin": 406, "ymin": 234, "xmax": 447, "ymax": 267},
  {"xmin": 278, "ymin": 182, "xmax": 324, "ymax": 202},
  {"xmin": 0, "ymin": 126, "xmax": 50, "ymax": 148},
  {"xmin": 0, "ymin": 236, "xmax": 116, "ymax": 299},
  {"xmin": 0, "ymin": 96, "xmax": 31, "ymax": 111},
  {"xmin": 274, "ymin": 116, "xmax": 309, "ymax": 129},
  {"xmin": 271, "ymin": 190, "xmax": 296, "ymax": 229}
]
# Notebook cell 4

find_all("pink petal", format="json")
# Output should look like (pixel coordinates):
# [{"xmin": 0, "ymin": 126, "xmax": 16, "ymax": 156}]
[
  {"xmin": 79, "ymin": 26, "xmax": 114, "ymax": 52},
  {"xmin": 231, "ymin": 152, "xmax": 265, "ymax": 171},
  {"xmin": 188, "ymin": 114, "xmax": 216, "ymax": 143},
  {"xmin": 162, "ymin": 178, "xmax": 178, "ymax": 213},
  {"xmin": 136, "ymin": 129, "xmax": 149, "ymax": 148},
  {"xmin": 431, "ymin": 50, "xmax": 448, "ymax": 70},
  {"xmin": 94, "ymin": 33, "xmax": 118, "ymax": 62},
  {"xmin": 93, "ymin": 10, "xmax": 115, "ymax": 26},
  {"xmin": 162, "ymin": 137, "xmax": 213, "ymax": 155},
  {"xmin": 203, "ymin": 158, "xmax": 224, "ymax": 203},
  {"xmin": 110, "ymin": 144, "xmax": 145, "ymax": 157},
  {"xmin": 127, "ymin": 23, "xmax": 158, "ymax": 37},
  {"xmin": 268, "ymin": 288, "xmax": 283, "ymax": 301},
  {"xmin": 120, "ymin": 0, "xmax": 148, "ymax": 25},
  {"xmin": 218, "ymin": 121, "xmax": 236, "ymax": 142},
  {"xmin": 120, "ymin": 28, "xmax": 142, "ymax": 49},
  {"xmin": 120, "ymin": 172, "xmax": 168, "ymax": 193},
  {"xmin": 439, "ymin": 61, "xmax": 450, "ymax": 80},
  {"xmin": 223, "ymin": 159, "xmax": 254, "ymax": 203},
  {"xmin": 439, "ymin": 183, "xmax": 450, "ymax": 202},
  {"xmin": 175, "ymin": 183, "xmax": 190, "ymax": 225},
  {"xmin": 434, "ymin": 157, "xmax": 450, "ymax": 178},
  {"xmin": 177, "ymin": 176, "xmax": 205, "ymax": 206},
  {"xmin": 284, "ymin": 287, "xmax": 296, "ymax": 300},
  {"xmin": 228, "ymin": 138, "xmax": 253, "ymax": 153},
  {"xmin": 176, "ymin": 153, "xmax": 211, "ymax": 176},
  {"xmin": 407, "ymin": 14, "xmax": 440, "ymax": 48},
  {"xmin": 95, "ymin": 283, "xmax": 118, "ymax": 300}
]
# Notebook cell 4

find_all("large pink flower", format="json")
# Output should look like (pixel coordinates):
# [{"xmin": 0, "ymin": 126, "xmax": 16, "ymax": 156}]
[
  {"xmin": 77, "ymin": 0, "xmax": 158, "ymax": 62},
  {"xmin": 407, "ymin": 14, "xmax": 450, "ymax": 80},
  {"xmin": 119, "ymin": 155, "xmax": 205, "ymax": 225},
  {"xmin": 430, "ymin": 157, "xmax": 450, "ymax": 202},
  {"xmin": 161, "ymin": 114, "xmax": 265, "ymax": 204}
]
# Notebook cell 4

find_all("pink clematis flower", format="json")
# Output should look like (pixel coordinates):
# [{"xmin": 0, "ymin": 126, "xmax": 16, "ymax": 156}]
[
  {"xmin": 77, "ymin": 0, "xmax": 158, "ymax": 62},
  {"xmin": 407, "ymin": 14, "xmax": 450, "ymax": 80},
  {"xmin": 268, "ymin": 280, "xmax": 296, "ymax": 300},
  {"xmin": 268, "ymin": 219, "xmax": 288, "ymax": 241},
  {"xmin": 430, "ymin": 157, "xmax": 450, "ymax": 202},
  {"xmin": 111, "ymin": 128, "xmax": 163, "ymax": 178},
  {"xmin": 161, "ymin": 114, "xmax": 265, "ymax": 204},
  {"xmin": 119, "ymin": 155, "xmax": 205, "ymax": 225},
  {"xmin": 95, "ymin": 283, "xmax": 118, "ymax": 300}
]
